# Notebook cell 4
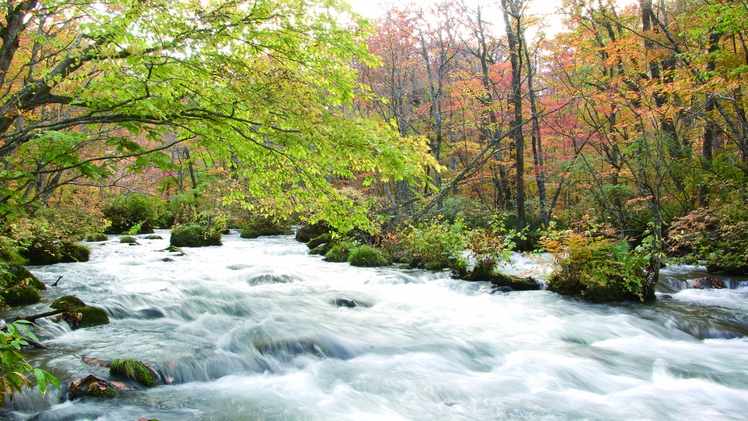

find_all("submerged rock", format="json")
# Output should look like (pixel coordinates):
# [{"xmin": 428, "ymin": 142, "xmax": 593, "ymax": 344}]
[
  {"xmin": 67, "ymin": 375, "xmax": 118, "ymax": 400},
  {"xmin": 332, "ymin": 298, "xmax": 372, "ymax": 308},
  {"xmin": 110, "ymin": 359, "xmax": 159, "ymax": 388},
  {"xmin": 687, "ymin": 276, "xmax": 726, "ymax": 289}
]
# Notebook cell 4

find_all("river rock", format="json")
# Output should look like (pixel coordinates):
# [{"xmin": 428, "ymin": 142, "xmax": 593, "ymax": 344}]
[
  {"xmin": 67, "ymin": 375, "xmax": 118, "ymax": 400},
  {"xmin": 1, "ymin": 265, "xmax": 45, "ymax": 306},
  {"xmin": 489, "ymin": 272, "xmax": 541, "ymax": 291},
  {"xmin": 110, "ymin": 359, "xmax": 159, "ymax": 388},
  {"xmin": 51, "ymin": 295, "xmax": 87, "ymax": 310},
  {"xmin": 332, "ymin": 298, "xmax": 372, "ymax": 308},
  {"xmin": 687, "ymin": 276, "xmax": 726, "ymax": 289}
]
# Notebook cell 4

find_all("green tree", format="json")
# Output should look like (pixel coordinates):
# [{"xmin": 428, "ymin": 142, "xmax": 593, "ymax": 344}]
[{"xmin": 0, "ymin": 0, "xmax": 435, "ymax": 232}]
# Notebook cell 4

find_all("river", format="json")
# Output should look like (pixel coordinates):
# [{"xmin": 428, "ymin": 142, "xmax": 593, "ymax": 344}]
[{"xmin": 2, "ymin": 230, "xmax": 747, "ymax": 420}]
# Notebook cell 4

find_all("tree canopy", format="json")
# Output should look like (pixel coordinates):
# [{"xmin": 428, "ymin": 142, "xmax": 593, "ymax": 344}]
[{"xmin": 0, "ymin": 0, "xmax": 436, "ymax": 230}]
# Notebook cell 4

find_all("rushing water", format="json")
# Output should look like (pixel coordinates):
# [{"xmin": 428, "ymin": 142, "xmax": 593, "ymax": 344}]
[{"xmin": 2, "ymin": 231, "xmax": 748, "ymax": 421}]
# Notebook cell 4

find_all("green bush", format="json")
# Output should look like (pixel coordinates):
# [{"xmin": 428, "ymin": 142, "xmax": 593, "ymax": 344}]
[
  {"xmin": 324, "ymin": 242, "xmax": 353, "ymax": 262},
  {"xmin": 87, "ymin": 233, "xmax": 109, "ymax": 242},
  {"xmin": 103, "ymin": 194, "xmax": 168, "ymax": 234},
  {"xmin": 11, "ymin": 210, "xmax": 97, "ymax": 265},
  {"xmin": 545, "ymin": 229, "xmax": 654, "ymax": 302},
  {"xmin": 394, "ymin": 220, "xmax": 467, "ymax": 270},
  {"xmin": 668, "ymin": 207, "xmax": 748, "ymax": 275},
  {"xmin": 170, "ymin": 224, "xmax": 222, "ymax": 247},
  {"xmin": 348, "ymin": 245, "xmax": 390, "ymax": 267}
]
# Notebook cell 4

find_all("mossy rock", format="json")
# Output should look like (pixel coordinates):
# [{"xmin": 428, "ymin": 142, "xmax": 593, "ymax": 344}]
[
  {"xmin": 144, "ymin": 235, "xmax": 163, "ymax": 240},
  {"xmin": 75, "ymin": 306, "xmax": 110, "ymax": 328},
  {"xmin": 163, "ymin": 245, "xmax": 183, "ymax": 253},
  {"xmin": 6, "ymin": 265, "xmax": 46, "ymax": 290},
  {"xmin": 240, "ymin": 220, "xmax": 293, "ymax": 239},
  {"xmin": 307, "ymin": 233, "xmax": 332, "ymax": 249},
  {"xmin": 120, "ymin": 236, "xmax": 138, "ymax": 244},
  {"xmin": 295, "ymin": 222, "xmax": 330, "ymax": 243},
  {"xmin": 60, "ymin": 243, "xmax": 91, "ymax": 263},
  {"xmin": 68, "ymin": 375, "xmax": 118, "ymax": 400},
  {"xmin": 324, "ymin": 242, "xmax": 352, "ymax": 262},
  {"xmin": 488, "ymin": 272, "xmax": 541, "ymax": 291},
  {"xmin": 170, "ymin": 224, "xmax": 222, "ymax": 247},
  {"xmin": 51, "ymin": 295, "xmax": 87, "ymax": 310},
  {"xmin": 424, "ymin": 260, "xmax": 449, "ymax": 271},
  {"xmin": 110, "ymin": 359, "xmax": 158, "ymax": 388},
  {"xmin": 348, "ymin": 245, "xmax": 390, "ymax": 267},
  {"xmin": 309, "ymin": 242, "xmax": 333, "ymax": 256},
  {"xmin": 2, "ymin": 285, "xmax": 42, "ymax": 306},
  {"xmin": 87, "ymin": 233, "xmax": 109, "ymax": 242}
]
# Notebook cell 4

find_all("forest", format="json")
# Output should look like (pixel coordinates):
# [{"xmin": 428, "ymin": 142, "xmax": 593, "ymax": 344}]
[{"xmin": 0, "ymin": 0, "xmax": 747, "ymax": 407}]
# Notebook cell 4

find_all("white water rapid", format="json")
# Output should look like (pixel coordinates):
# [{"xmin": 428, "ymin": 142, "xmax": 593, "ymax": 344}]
[{"xmin": 2, "ymin": 230, "xmax": 748, "ymax": 420}]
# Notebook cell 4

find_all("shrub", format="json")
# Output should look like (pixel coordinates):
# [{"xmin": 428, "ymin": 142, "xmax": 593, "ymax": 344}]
[
  {"xmin": 170, "ymin": 224, "xmax": 222, "ymax": 247},
  {"xmin": 396, "ymin": 220, "xmax": 467, "ymax": 270},
  {"xmin": 464, "ymin": 228, "xmax": 514, "ymax": 281},
  {"xmin": 668, "ymin": 207, "xmax": 748, "ymax": 275},
  {"xmin": 544, "ymin": 227, "xmax": 654, "ymax": 303},
  {"xmin": 11, "ymin": 210, "xmax": 98, "ymax": 265},
  {"xmin": 103, "ymin": 194, "xmax": 167, "ymax": 234},
  {"xmin": 87, "ymin": 233, "xmax": 109, "ymax": 242},
  {"xmin": 348, "ymin": 245, "xmax": 390, "ymax": 267}
]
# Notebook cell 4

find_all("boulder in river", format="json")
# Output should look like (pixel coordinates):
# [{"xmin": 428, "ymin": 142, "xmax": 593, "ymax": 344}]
[
  {"xmin": 61, "ymin": 306, "xmax": 109, "ymax": 329},
  {"xmin": 51, "ymin": 295, "xmax": 87, "ymax": 310},
  {"xmin": 67, "ymin": 375, "xmax": 118, "ymax": 400},
  {"xmin": 110, "ymin": 359, "xmax": 159, "ymax": 388},
  {"xmin": 332, "ymin": 298, "xmax": 372, "ymax": 308},
  {"xmin": 687, "ymin": 276, "xmax": 726, "ymax": 289},
  {"xmin": 1, "ymin": 265, "xmax": 45, "ymax": 306}
]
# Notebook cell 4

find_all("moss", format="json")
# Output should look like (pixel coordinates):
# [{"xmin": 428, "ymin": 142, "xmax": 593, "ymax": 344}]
[
  {"xmin": 324, "ymin": 242, "xmax": 352, "ymax": 262},
  {"xmin": 87, "ymin": 233, "xmax": 109, "ymax": 242},
  {"xmin": 164, "ymin": 245, "xmax": 183, "ymax": 253},
  {"xmin": 60, "ymin": 243, "xmax": 91, "ymax": 263},
  {"xmin": 295, "ymin": 222, "xmax": 330, "ymax": 243},
  {"xmin": 170, "ymin": 224, "xmax": 222, "ymax": 247},
  {"xmin": 68, "ymin": 375, "xmax": 118, "ymax": 400},
  {"xmin": 240, "ymin": 219, "xmax": 293, "ymax": 238},
  {"xmin": 51, "ymin": 295, "xmax": 87, "ymax": 310},
  {"xmin": 424, "ymin": 260, "xmax": 448, "ymax": 271},
  {"xmin": 348, "ymin": 245, "xmax": 390, "ymax": 267},
  {"xmin": 309, "ymin": 242, "xmax": 333, "ymax": 256},
  {"xmin": 110, "ymin": 359, "xmax": 158, "ymax": 388},
  {"xmin": 307, "ymin": 233, "xmax": 332, "ymax": 249},
  {"xmin": 75, "ymin": 306, "xmax": 110, "ymax": 328},
  {"xmin": 144, "ymin": 235, "xmax": 163, "ymax": 240},
  {"xmin": 489, "ymin": 272, "xmax": 541, "ymax": 291},
  {"xmin": 120, "ymin": 236, "xmax": 138, "ymax": 244},
  {"xmin": 2, "ymin": 285, "xmax": 42, "ymax": 306},
  {"xmin": 6, "ymin": 265, "xmax": 45, "ymax": 290}
]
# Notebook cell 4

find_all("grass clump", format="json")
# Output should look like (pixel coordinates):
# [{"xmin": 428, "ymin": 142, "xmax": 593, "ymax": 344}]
[
  {"xmin": 348, "ymin": 245, "xmax": 390, "ymax": 267},
  {"xmin": 324, "ymin": 242, "xmax": 353, "ymax": 262}
]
